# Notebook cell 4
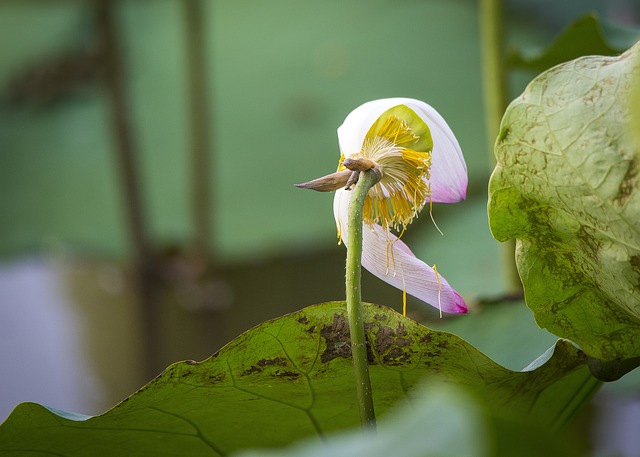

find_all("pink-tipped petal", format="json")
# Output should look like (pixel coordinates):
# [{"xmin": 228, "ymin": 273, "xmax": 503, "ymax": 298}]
[
  {"xmin": 334, "ymin": 189, "xmax": 467, "ymax": 314},
  {"xmin": 337, "ymin": 98, "xmax": 468, "ymax": 204},
  {"xmin": 361, "ymin": 223, "xmax": 467, "ymax": 314}
]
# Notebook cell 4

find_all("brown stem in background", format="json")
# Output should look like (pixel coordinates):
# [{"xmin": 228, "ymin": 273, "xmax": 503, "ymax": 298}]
[
  {"xmin": 97, "ymin": 0, "xmax": 160, "ymax": 379},
  {"xmin": 185, "ymin": 0, "xmax": 213, "ymax": 265}
]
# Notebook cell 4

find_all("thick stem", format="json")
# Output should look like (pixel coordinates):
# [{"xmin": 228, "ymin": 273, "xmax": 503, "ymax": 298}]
[
  {"xmin": 345, "ymin": 170, "xmax": 379, "ymax": 430},
  {"xmin": 480, "ymin": 0, "xmax": 522, "ymax": 293}
]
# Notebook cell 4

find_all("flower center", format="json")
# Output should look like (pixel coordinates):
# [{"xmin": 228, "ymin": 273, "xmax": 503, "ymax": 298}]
[{"xmin": 339, "ymin": 112, "xmax": 432, "ymax": 232}]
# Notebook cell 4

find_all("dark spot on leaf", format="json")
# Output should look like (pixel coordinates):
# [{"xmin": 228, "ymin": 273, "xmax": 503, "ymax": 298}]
[
  {"xmin": 372, "ymin": 323, "xmax": 414, "ymax": 366},
  {"xmin": 241, "ymin": 366, "xmax": 262, "ymax": 376},
  {"xmin": 437, "ymin": 341, "xmax": 449, "ymax": 349},
  {"xmin": 613, "ymin": 158, "xmax": 637, "ymax": 207},
  {"xmin": 257, "ymin": 357, "xmax": 287, "ymax": 367},
  {"xmin": 306, "ymin": 325, "xmax": 317, "ymax": 334},
  {"xmin": 208, "ymin": 373, "xmax": 226, "ymax": 383},
  {"xmin": 275, "ymin": 371, "xmax": 302, "ymax": 380},
  {"xmin": 320, "ymin": 313, "xmax": 352, "ymax": 363},
  {"xmin": 420, "ymin": 334, "xmax": 433, "ymax": 344},
  {"xmin": 578, "ymin": 226, "xmax": 602, "ymax": 255},
  {"xmin": 497, "ymin": 126, "xmax": 511, "ymax": 145},
  {"xmin": 297, "ymin": 316, "xmax": 309, "ymax": 325},
  {"xmin": 387, "ymin": 347, "xmax": 407, "ymax": 362}
]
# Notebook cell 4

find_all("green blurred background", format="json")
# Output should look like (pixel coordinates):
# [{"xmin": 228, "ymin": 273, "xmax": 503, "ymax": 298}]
[{"xmin": 1, "ymin": 0, "xmax": 639, "ymax": 452}]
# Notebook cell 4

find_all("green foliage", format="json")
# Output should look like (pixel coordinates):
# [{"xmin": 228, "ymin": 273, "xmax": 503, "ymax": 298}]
[
  {"xmin": 0, "ymin": 302, "xmax": 596, "ymax": 456},
  {"xmin": 508, "ymin": 14, "xmax": 621, "ymax": 73},
  {"xmin": 488, "ymin": 42, "xmax": 640, "ymax": 369}
]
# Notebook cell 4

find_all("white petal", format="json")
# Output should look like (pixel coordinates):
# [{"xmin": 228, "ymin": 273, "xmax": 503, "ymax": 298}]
[
  {"xmin": 403, "ymin": 100, "xmax": 468, "ymax": 204},
  {"xmin": 337, "ymin": 97, "xmax": 468, "ymax": 203},
  {"xmin": 337, "ymin": 99, "xmax": 405, "ymax": 157},
  {"xmin": 333, "ymin": 188, "xmax": 349, "ymax": 243},
  {"xmin": 333, "ymin": 189, "xmax": 467, "ymax": 314}
]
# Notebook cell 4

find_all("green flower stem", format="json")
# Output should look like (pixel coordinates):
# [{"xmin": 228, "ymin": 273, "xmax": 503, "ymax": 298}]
[
  {"xmin": 345, "ymin": 169, "xmax": 379, "ymax": 430},
  {"xmin": 480, "ymin": 0, "xmax": 507, "ymax": 164},
  {"xmin": 480, "ymin": 0, "xmax": 522, "ymax": 293}
]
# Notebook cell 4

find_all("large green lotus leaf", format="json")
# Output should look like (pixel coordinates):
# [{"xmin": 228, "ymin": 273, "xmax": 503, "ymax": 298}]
[
  {"xmin": 489, "ymin": 42, "xmax": 640, "ymax": 365},
  {"xmin": 0, "ymin": 302, "xmax": 595, "ymax": 456}
]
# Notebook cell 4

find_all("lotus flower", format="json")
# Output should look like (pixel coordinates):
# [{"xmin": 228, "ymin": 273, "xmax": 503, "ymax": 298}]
[{"xmin": 333, "ymin": 98, "xmax": 468, "ymax": 314}]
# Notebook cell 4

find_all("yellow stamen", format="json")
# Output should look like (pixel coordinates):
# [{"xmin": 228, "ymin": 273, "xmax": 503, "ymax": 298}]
[
  {"xmin": 428, "ymin": 190, "xmax": 444, "ymax": 236},
  {"xmin": 433, "ymin": 264, "xmax": 442, "ymax": 318},
  {"xmin": 385, "ymin": 237, "xmax": 397, "ymax": 276},
  {"xmin": 338, "ymin": 113, "xmax": 432, "ymax": 234},
  {"xmin": 403, "ymin": 288, "xmax": 407, "ymax": 317},
  {"xmin": 335, "ymin": 105, "xmax": 434, "ymax": 249},
  {"xmin": 400, "ymin": 263, "xmax": 407, "ymax": 317}
]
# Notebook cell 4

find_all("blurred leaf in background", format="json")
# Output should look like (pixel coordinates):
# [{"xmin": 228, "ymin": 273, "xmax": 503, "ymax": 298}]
[{"xmin": 507, "ymin": 13, "xmax": 621, "ymax": 73}]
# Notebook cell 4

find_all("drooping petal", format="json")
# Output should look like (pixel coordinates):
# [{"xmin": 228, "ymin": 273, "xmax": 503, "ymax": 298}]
[
  {"xmin": 334, "ymin": 189, "xmax": 467, "ymax": 314},
  {"xmin": 362, "ymin": 227, "xmax": 468, "ymax": 314},
  {"xmin": 337, "ymin": 97, "xmax": 468, "ymax": 204},
  {"xmin": 406, "ymin": 100, "xmax": 467, "ymax": 203}
]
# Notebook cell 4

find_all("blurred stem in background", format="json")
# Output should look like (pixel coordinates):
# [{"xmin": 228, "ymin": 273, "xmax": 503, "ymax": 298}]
[
  {"xmin": 185, "ymin": 0, "xmax": 214, "ymax": 265},
  {"xmin": 182, "ymin": 0, "xmax": 228, "ymax": 356},
  {"xmin": 96, "ymin": 0, "xmax": 220, "ymax": 380},
  {"xmin": 480, "ymin": 0, "xmax": 522, "ymax": 294},
  {"xmin": 97, "ymin": 0, "xmax": 160, "ymax": 378}
]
